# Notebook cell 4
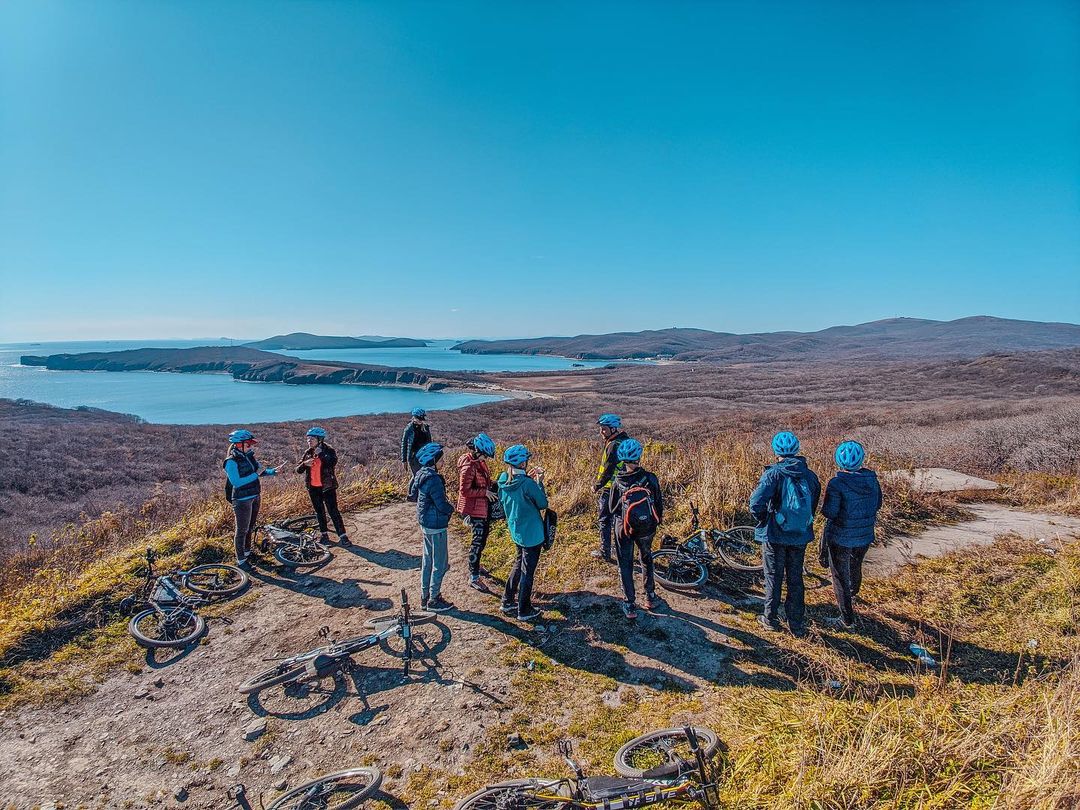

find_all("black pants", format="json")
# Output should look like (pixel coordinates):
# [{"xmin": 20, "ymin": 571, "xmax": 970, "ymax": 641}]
[
  {"xmin": 308, "ymin": 486, "xmax": 347, "ymax": 537},
  {"xmin": 503, "ymin": 543, "xmax": 543, "ymax": 615},
  {"xmin": 827, "ymin": 542, "xmax": 869, "ymax": 624},
  {"xmin": 232, "ymin": 495, "xmax": 260, "ymax": 562},
  {"xmin": 464, "ymin": 515, "xmax": 490, "ymax": 577},
  {"xmin": 616, "ymin": 530, "xmax": 655, "ymax": 606},
  {"xmin": 762, "ymin": 541, "xmax": 807, "ymax": 630},
  {"xmin": 597, "ymin": 490, "xmax": 614, "ymax": 556}
]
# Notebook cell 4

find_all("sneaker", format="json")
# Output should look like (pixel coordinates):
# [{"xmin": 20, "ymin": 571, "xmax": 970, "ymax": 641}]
[
  {"xmin": 428, "ymin": 596, "xmax": 454, "ymax": 613},
  {"xmin": 421, "ymin": 596, "xmax": 430, "ymax": 610},
  {"xmin": 518, "ymin": 609, "xmax": 542, "ymax": 622},
  {"xmin": 757, "ymin": 615, "xmax": 780, "ymax": 632},
  {"xmin": 789, "ymin": 625, "xmax": 808, "ymax": 639},
  {"xmin": 643, "ymin": 593, "xmax": 660, "ymax": 611},
  {"xmin": 622, "ymin": 601, "xmax": 638, "ymax": 620},
  {"xmin": 590, "ymin": 550, "xmax": 612, "ymax": 562},
  {"xmin": 500, "ymin": 602, "xmax": 518, "ymax": 615},
  {"xmin": 338, "ymin": 534, "xmax": 352, "ymax": 547},
  {"xmin": 236, "ymin": 558, "xmax": 250, "ymax": 569},
  {"xmin": 824, "ymin": 616, "xmax": 856, "ymax": 631},
  {"xmin": 468, "ymin": 576, "xmax": 486, "ymax": 592}
]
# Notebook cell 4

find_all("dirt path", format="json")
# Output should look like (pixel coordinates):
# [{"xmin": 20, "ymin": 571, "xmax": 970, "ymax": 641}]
[
  {"xmin": 865, "ymin": 503, "xmax": 1080, "ymax": 574},
  {"xmin": 0, "ymin": 503, "xmax": 749, "ymax": 810}
]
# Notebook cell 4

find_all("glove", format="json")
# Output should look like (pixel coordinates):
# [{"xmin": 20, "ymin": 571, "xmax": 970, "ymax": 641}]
[{"xmin": 263, "ymin": 467, "xmax": 277, "ymax": 476}]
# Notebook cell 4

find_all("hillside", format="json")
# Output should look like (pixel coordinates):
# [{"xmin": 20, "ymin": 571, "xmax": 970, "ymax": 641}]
[
  {"xmin": 244, "ymin": 333, "xmax": 428, "ymax": 350},
  {"xmin": 452, "ymin": 316, "xmax": 1080, "ymax": 361}
]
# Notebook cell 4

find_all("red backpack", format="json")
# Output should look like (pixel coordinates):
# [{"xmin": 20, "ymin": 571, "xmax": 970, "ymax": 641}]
[{"xmin": 620, "ymin": 485, "xmax": 659, "ymax": 538}]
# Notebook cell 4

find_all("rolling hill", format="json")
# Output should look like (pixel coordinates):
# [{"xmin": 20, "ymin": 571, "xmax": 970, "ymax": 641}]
[{"xmin": 244, "ymin": 332, "xmax": 427, "ymax": 350}]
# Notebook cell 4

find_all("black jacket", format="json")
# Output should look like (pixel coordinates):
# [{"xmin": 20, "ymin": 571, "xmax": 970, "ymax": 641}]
[
  {"xmin": 821, "ymin": 469, "xmax": 882, "ymax": 548},
  {"xmin": 608, "ymin": 466, "xmax": 664, "ymax": 535},
  {"xmin": 401, "ymin": 421, "xmax": 433, "ymax": 465},
  {"xmin": 595, "ymin": 430, "xmax": 629, "ymax": 491},
  {"xmin": 295, "ymin": 443, "xmax": 339, "ymax": 491}
]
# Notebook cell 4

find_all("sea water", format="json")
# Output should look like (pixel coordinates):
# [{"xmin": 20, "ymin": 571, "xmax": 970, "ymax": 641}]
[{"xmin": 0, "ymin": 339, "xmax": 607, "ymax": 425}]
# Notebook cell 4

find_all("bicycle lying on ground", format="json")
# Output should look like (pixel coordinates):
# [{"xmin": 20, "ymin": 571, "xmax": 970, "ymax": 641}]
[
  {"xmin": 224, "ymin": 766, "xmax": 382, "ymax": 809},
  {"xmin": 455, "ymin": 727, "xmax": 722, "ymax": 810},
  {"xmin": 238, "ymin": 589, "xmax": 435, "ymax": 695},
  {"xmin": 651, "ymin": 503, "xmax": 761, "ymax": 591},
  {"xmin": 257, "ymin": 519, "xmax": 333, "ymax": 568},
  {"xmin": 120, "ymin": 548, "xmax": 248, "ymax": 648}
]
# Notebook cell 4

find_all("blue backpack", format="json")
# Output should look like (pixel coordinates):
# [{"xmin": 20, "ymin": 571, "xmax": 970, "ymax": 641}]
[{"xmin": 775, "ymin": 476, "xmax": 813, "ymax": 532}]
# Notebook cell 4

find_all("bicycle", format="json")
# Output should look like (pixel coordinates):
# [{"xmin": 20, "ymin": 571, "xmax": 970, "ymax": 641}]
[
  {"xmin": 120, "ymin": 548, "xmax": 248, "ymax": 648},
  {"xmin": 454, "ymin": 727, "xmax": 722, "ymax": 810},
  {"xmin": 238, "ymin": 589, "xmax": 436, "ymax": 694},
  {"xmin": 224, "ymin": 768, "xmax": 382, "ymax": 809},
  {"xmin": 651, "ymin": 503, "xmax": 761, "ymax": 591},
  {"xmin": 257, "ymin": 518, "xmax": 333, "ymax": 568}
]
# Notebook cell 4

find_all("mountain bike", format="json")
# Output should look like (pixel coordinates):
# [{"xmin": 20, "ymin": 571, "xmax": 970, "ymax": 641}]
[
  {"xmin": 238, "ymin": 589, "xmax": 436, "ymax": 694},
  {"xmin": 651, "ymin": 503, "xmax": 760, "ymax": 591},
  {"xmin": 120, "ymin": 548, "xmax": 248, "ymax": 648},
  {"xmin": 454, "ymin": 727, "xmax": 722, "ymax": 810},
  {"xmin": 257, "ymin": 520, "xmax": 333, "ymax": 568},
  {"xmin": 224, "ymin": 767, "xmax": 382, "ymax": 810}
]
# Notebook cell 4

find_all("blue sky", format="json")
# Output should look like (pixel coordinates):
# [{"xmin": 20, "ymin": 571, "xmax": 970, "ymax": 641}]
[{"xmin": 1, "ymin": 1, "xmax": 1077, "ymax": 341}]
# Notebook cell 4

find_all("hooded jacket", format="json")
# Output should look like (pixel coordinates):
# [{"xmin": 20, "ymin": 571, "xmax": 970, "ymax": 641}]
[
  {"xmin": 497, "ymin": 470, "xmax": 549, "ymax": 548},
  {"xmin": 748, "ymin": 456, "xmax": 822, "ymax": 546},
  {"xmin": 456, "ymin": 452, "xmax": 492, "ymax": 519},
  {"xmin": 408, "ymin": 465, "xmax": 454, "ymax": 531},
  {"xmin": 295, "ymin": 443, "xmax": 339, "ymax": 491},
  {"xmin": 820, "ymin": 468, "xmax": 883, "ymax": 548},
  {"xmin": 608, "ymin": 466, "xmax": 664, "ymax": 537}
]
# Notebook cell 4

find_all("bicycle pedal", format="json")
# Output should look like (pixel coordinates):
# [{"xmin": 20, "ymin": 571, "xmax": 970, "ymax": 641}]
[{"xmin": 318, "ymin": 625, "xmax": 331, "ymax": 638}]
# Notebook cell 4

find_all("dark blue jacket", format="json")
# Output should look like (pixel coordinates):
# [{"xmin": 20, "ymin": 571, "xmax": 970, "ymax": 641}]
[
  {"xmin": 821, "ymin": 469, "xmax": 882, "ymax": 548},
  {"xmin": 748, "ymin": 456, "xmax": 821, "ymax": 546},
  {"xmin": 409, "ymin": 466, "xmax": 454, "ymax": 531}
]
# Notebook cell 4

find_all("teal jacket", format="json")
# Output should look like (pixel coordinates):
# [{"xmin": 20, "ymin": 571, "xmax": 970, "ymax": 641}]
[{"xmin": 497, "ymin": 470, "xmax": 549, "ymax": 548}]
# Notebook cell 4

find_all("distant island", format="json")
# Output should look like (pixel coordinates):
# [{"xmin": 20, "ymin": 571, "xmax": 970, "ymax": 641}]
[
  {"xmin": 452, "ymin": 316, "xmax": 1080, "ymax": 362},
  {"xmin": 244, "ymin": 332, "xmax": 428, "ymax": 351},
  {"xmin": 19, "ymin": 346, "xmax": 489, "ymax": 394}
]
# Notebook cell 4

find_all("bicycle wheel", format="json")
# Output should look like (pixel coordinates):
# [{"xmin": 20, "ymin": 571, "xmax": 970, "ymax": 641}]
[
  {"xmin": 275, "ymin": 542, "xmax": 332, "ymax": 568},
  {"xmin": 280, "ymin": 515, "xmax": 321, "ymax": 533},
  {"xmin": 651, "ymin": 550, "xmax": 708, "ymax": 591},
  {"xmin": 184, "ymin": 564, "xmax": 249, "ymax": 596},
  {"xmin": 128, "ymin": 608, "xmax": 205, "ymax": 649},
  {"xmin": 614, "ymin": 727, "xmax": 721, "ymax": 778},
  {"xmin": 266, "ymin": 766, "xmax": 383, "ymax": 810},
  {"xmin": 239, "ymin": 658, "xmax": 313, "ymax": 694},
  {"xmin": 454, "ymin": 780, "xmax": 569, "ymax": 810},
  {"xmin": 715, "ymin": 527, "xmax": 763, "ymax": 572},
  {"xmin": 362, "ymin": 610, "xmax": 437, "ymax": 629}
]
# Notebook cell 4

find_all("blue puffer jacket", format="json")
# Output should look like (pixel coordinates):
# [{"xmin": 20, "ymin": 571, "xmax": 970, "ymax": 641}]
[
  {"xmin": 408, "ymin": 466, "xmax": 454, "ymax": 531},
  {"xmin": 748, "ymin": 456, "xmax": 822, "ymax": 546},
  {"xmin": 821, "ymin": 469, "xmax": 883, "ymax": 548}
]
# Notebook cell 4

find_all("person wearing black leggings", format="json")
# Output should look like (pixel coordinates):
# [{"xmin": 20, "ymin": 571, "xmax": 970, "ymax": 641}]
[{"xmin": 295, "ymin": 426, "xmax": 350, "ymax": 546}]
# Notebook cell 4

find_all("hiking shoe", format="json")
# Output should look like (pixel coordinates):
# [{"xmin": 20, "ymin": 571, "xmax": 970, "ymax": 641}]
[
  {"xmin": 643, "ymin": 593, "xmax": 661, "ymax": 611},
  {"xmin": 757, "ymin": 615, "xmax": 780, "ymax": 632},
  {"xmin": 622, "ymin": 601, "xmax": 638, "ymax": 620},
  {"xmin": 469, "ymin": 576, "xmax": 487, "ymax": 592},
  {"xmin": 501, "ymin": 602, "xmax": 518, "ymax": 615},
  {"xmin": 236, "ymin": 558, "xmax": 250, "ymax": 569},
  {"xmin": 518, "ymin": 609, "xmax": 542, "ymax": 622},
  {"xmin": 428, "ymin": 596, "xmax": 454, "ymax": 613},
  {"xmin": 338, "ymin": 534, "xmax": 352, "ymax": 547},
  {"xmin": 421, "ymin": 596, "xmax": 430, "ymax": 610},
  {"xmin": 824, "ymin": 616, "xmax": 856, "ymax": 631},
  {"xmin": 591, "ymin": 550, "xmax": 612, "ymax": 562}
]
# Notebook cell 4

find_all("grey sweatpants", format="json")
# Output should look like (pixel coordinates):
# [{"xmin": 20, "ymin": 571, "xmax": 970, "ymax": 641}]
[{"xmin": 421, "ymin": 528, "xmax": 450, "ymax": 601}]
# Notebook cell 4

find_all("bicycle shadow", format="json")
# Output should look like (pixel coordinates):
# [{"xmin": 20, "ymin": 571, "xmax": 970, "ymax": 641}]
[
  {"xmin": 246, "ymin": 674, "xmax": 350, "ymax": 721},
  {"xmin": 142, "ymin": 641, "xmax": 200, "ymax": 669},
  {"xmin": 246, "ymin": 565, "xmax": 392, "ymax": 612},
  {"xmin": 341, "ymin": 543, "xmax": 421, "ymax": 571}
]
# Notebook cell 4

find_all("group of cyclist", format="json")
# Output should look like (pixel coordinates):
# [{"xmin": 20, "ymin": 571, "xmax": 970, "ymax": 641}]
[{"xmin": 222, "ymin": 406, "xmax": 883, "ymax": 635}]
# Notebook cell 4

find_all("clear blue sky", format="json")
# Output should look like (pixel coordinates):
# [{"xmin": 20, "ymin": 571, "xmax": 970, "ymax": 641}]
[{"xmin": 1, "ymin": 1, "xmax": 1077, "ymax": 341}]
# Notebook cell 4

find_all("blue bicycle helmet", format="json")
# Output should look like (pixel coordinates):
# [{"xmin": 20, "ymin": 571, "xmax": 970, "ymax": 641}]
[
  {"xmin": 835, "ymin": 440, "xmax": 866, "ymax": 471},
  {"xmin": 411, "ymin": 407, "xmax": 427, "ymax": 419},
  {"xmin": 597, "ymin": 413, "xmax": 622, "ymax": 429},
  {"xmin": 306, "ymin": 426, "xmax": 327, "ymax": 438},
  {"xmin": 472, "ymin": 433, "xmax": 496, "ymax": 458},
  {"xmin": 503, "ymin": 444, "xmax": 531, "ymax": 468},
  {"xmin": 228, "ymin": 429, "xmax": 255, "ymax": 444},
  {"xmin": 616, "ymin": 438, "xmax": 644, "ymax": 463},
  {"xmin": 416, "ymin": 442, "xmax": 443, "ymax": 466},
  {"xmin": 771, "ymin": 431, "xmax": 800, "ymax": 457}
]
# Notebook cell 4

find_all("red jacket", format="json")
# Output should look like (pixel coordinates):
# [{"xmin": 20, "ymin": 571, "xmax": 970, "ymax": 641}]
[{"xmin": 456, "ymin": 452, "xmax": 492, "ymax": 518}]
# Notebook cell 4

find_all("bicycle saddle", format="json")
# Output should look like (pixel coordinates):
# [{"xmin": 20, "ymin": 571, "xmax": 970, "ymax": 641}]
[{"xmin": 581, "ymin": 776, "xmax": 654, "ymax": 801}]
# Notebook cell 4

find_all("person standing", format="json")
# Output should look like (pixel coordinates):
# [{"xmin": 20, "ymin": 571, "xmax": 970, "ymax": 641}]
[
  {"xmin": 295, "ymin": 426, "xmax": 351, "ymax": 546},
  {"xmin": 498, "ymin": 444, "xmax": 548, "ymax": 622},
  {"xmin": 457, "ymin": 433, "xmax": 497, "ymax": 591},
  {"xmin": 407, "ymin": 442, "xmax": 454, "ymax": 612},
  {"xmin": 608, "ymin": 438, "xmax": 664, "ymax": 618},
  {"xmin": 820, "ymin": 441, "xmax": 882, "ymax": 630},
  {"xmin": 223, "ymin": 429, "xmax": 277, "ymax": 568},
  {"xmin": 401, "ymin": 408, "xmax": 433, "ymax": 475},
  {"xmin": 749, "ymin": 431, "xmax": 821, "ymax": 637},
  {"xmin": 592, "ymin": 413, "xmax": 629, "ymax": 561}
]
